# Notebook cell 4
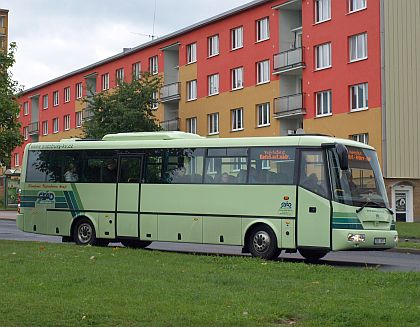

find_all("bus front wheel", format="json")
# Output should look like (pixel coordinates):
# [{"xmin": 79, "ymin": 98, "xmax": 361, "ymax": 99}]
[
  {"xmin": 121, "ymin": 240, "xmax": 152, "ymax": 249},
  {"xmin": 247, "ymin": 225, "xmax": 280, "ymax": 260},
  {"xmin": 299, "ymin": 249, "xmax": 328, "ymax": 261},
  {"xmin": 73, "ymin": 218, "xmax": 97, "ymax": 246}
]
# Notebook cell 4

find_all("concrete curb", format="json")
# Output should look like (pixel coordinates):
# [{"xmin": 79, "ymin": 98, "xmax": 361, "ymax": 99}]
[{"xmin": 387, "ymin": 247, "xmax": 420, "ymax": 255}]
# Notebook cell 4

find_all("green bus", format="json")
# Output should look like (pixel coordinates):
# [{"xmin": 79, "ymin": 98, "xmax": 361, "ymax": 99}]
[{"xmin": 17, "ymin": 132, "xmax": 398, "ymax": 260}]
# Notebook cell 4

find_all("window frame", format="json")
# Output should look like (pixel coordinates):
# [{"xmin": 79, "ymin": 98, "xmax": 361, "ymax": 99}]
[
  {"xmin": 132, "ymin": 62, "xmax": 141, "ymax": 80},
  {"xmin": 231, "ymin": 67, "xmax": 244, "ymax": 90},
  {"xmin": 76, "ymin": 82, "xmax": 83, "ymax": 99},
  {"xmin": 316, "ymin": 90, "xmax": 332, "ymax": 117},
  {"xmin": 350, "ymin": 133, "xmax": 369, "ymax": 144},
  {"xmin": 315, "ymin": 42, "xmax": 332, "ymax": 70},
  {"xmin": 349, "ymin": 33, "xmax": 368, "ymax": 62},
  {"xmin": 256, "ymin": 17, "xmax": 270, "ymax": 42},
  {"xmin": 149, "ymin": 56, "xmax": 158, "ymax": 75},
  {"xmin": 116, "ymin": 68, "xmax": 125, "ymax": 86},
  {"xmin": 42, "ymin": 95, "xmax": 49, "ymax": 109},
  {"xmin": 42, "ymin": 120, "xmax": 48, "ymax": 135},
  {"xmin": 231, "ymin": 108, "xmax": 244, "ymax": 132},
  {"xmin": 208, "ymin": 73, "xmax": 219, "ymax": 96},
  {"xmin": 257, "ymin": 102, "xmax": 270, "ymax": 127},
  {"xmin": 187, "ymin": 43, "xmax": 197, "ymax": 64},
  {"xmin": 208, "ymin": 112, "xmax": 219, "ymax": 135},
  {"xmin": 64, "ymin": 114, "xmax": 71, "ymax": 131},
  {"xmin": 186, "ymin": 117, "xmax": 197, "ymax": 134},
  {"xmin": 53, "ymin": 118, "xmax": 59, "ymax": 134},
  {"xmin": 257, "ymin": 60, "xmax": 270, "ymax": 84},
  {"xmin": 231, "ymin": 26, "xmax": 243, "ymax": 50},
  {"xmin": 315, "ymin": 0, "xmax": 331, "ymax": 24},
  {"xmin": 186, "ymin": 80, "xmax": 197, "ymax": 101},
  {"xmin": 64, "ymin": 87, "xmax": 71, "ymax": 103},
  {"xmin": 53, "ymin": 91, "xmax": 59, "ymax": 107},
  {"xmin": 350, "ymin": 82, "xmax": 368, "ymax": 111},
  {"xmin": 208, "ymin": 35, "xmax": 219, "ymax": 57},
  {"xmin": 349, "ymin": 0, "xmax": 367, "ymax": 13},
  {"xmin": 23, "ymin": 126, "xmax": 29, "ymax": 141},
  {"xmin": 76, "ymin": 111, "xmax": 82, "ymax": 128},
  {"xmin": 101, "ymin": 73, "xmax": 110, "ymax": 91}
]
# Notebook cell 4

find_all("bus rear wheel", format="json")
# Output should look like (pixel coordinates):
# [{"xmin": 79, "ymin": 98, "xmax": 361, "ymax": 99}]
[
  {"xmin": 73, "ymin": 218, "xmax": 96, "ymax": 246},
  {"xmin": 121, "ymin": 240, "xmax": 152, "ymax": 249},
  {"xmin": 247, "ymin": 225, "xmax": 280, "ymax": 260},
  {"xmin": 299, "ymin": 249, "xmax": 328, "ymax": 261}
]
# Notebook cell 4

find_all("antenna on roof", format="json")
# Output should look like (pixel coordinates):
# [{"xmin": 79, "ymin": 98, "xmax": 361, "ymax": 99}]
[{"xmin": 131, "ymin": 0, "xmax": 158, "ymax": 41}]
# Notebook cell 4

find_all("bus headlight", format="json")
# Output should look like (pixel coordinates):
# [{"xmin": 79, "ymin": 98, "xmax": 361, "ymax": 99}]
[{"xmin": 347, "ymin": 233, "xmax": 366, "ymax": 243}]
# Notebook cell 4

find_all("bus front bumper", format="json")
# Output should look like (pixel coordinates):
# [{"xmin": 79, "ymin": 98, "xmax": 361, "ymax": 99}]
[{"xmin": 332, "ymin": 229, "xmax": 398, "ymax": 251}]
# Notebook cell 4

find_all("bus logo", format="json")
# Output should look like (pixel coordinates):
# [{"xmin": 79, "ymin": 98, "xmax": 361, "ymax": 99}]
[{"xmin": 38, "ymin": 191, "xmax": 55, "ymax": 203}]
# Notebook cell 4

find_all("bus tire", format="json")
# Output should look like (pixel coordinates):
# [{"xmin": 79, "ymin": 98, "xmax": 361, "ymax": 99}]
[
  {"xmin": 73, "ymin": 218, "xmax": 97, "ymax": 246},
  {"xmin": 299, "ymin": 249, "xmax": 328, "ymax": 261},
  {"xmin": 121, "ymin": 240, "xmax": 152, "ymax": 249},
  {"xmin": 247, "ymin": 225, "xmax": 280, "ymax": 260}
]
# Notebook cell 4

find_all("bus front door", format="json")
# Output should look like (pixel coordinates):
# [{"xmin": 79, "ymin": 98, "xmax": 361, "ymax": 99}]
[{"xmin": 116, "ymin": 156, "xmax": 143, "ymax": 238}]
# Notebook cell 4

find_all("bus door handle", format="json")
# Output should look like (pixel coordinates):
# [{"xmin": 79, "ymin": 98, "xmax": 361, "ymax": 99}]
[{"xmin": 309, "ymin": 207, "xmax": 317, "ymax": 213}]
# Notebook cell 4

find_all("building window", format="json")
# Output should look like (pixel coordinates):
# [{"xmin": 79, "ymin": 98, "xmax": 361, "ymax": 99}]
[
  {"xmin": 350, "ymin": 83, "xmax": 368, "ymax": 111},
  {"xmin": 231, "ymin": 26, "xmax": 243, "ymax": 50},
  {"xmin": 315, "ymin": 43, "xmax": 332, "ymax": 70},
  {"xmin": 132, "ymin": 62, "xmax": 141, "ymax": 80},
  {"xmin": 116, "ymin": 68, "xmax": 125, "ymax": 86},
  {"xmin": 23, "ymin": 102, "xmax": 29, "ymax": 115},
  {"xmin": 23, "ymin": 127, "xmax": 28, "ymax": 141},
  {"xmin": 101, "ymin": 73, "xmax": 109, "ymax": 91},
  {"xmin": 186, "ymin": 117, "xmax": 197, "ymax": 134},
  {"xmin": 76, "ymin": 82, "xmax": 83, "ymax": 99},
  {"xmin": 151, "ymin": 91, "xmax": 158, "ymax": 110},
  {"xmin": 14, "ymin": 153, "xmax": 19, "ymax": 167},
  {"xmin": 187, "ymin": 80, "xmax": 197, "ymax": 101},
  {"xmin": 0, "ymin": 16, "xmax": 5, "ymax": 28},
  {"xmin": 53, "ymin": 91, "xmax": 59, "ymax": 106},
  {"xmin": 64, "ymin": 114, "xmax": 71, "ymax": 131},
  {"xmin": 208, "ymin": 35, "xmax": 219, "ymax": 57},
  {"xmin": 315, "ymin": 0, "xmax": 331, "ymax": 23},
  {"xmin": 76, "ymin": 112, "xmax": 82, "ymax": 128},
  {"xmin": 350, "ymin": 133, "xmax": 369, "ymax": 144},
  {"xmin": 257, "ymin": 60, "xmax": 270, "ymax": 84},
  {"xmin": 231, "ymin": 108, "xmax": 244, "ymax": 131},
  {"xmin": 64, "ymin": 87, "xmax": 71, "ymax": 103},
  {"xmin": 316, "ymin": 90, "xmax": 332, "ymax": 117},
  {"xmin": 350, "ymin": 33, "xmax": 368, "ymax": 62},
  {"xmin": 349, "ymin": 0, "xmax": 367, "ymax": 13},
  {"xmin": 208, "ymin": 74, "xmax": 219, "ymax": 96},
  {"xmin": 42, "ymin": 95, "xmax": 48, "ymax": 109},
  {"xmin": 149, "ymin": 56, "xmax": 158, "ymax": 75},
  {"xmin": 187, "ymin": 43, "xmax": 197, "ymax": 64},
  {"xmin": 257, "ymin": 102, "xmax": 270, "ymax": 127},
  {"xmin": 256, "ymin": 17, "xmax": 270, "ymax": 42},
  {"xmin": 232, "ymin": 67, "xmax": 244, "ymax": 90},
  {"xmin": 53, "ymin": 118, "xmax": 59, "ymax": 133},
  {"xmin": 42, "ymin": 121, "xmax": 48, "ymax": 135},
  {"xmin": 208, "ymin": 112, "xmax": 219, "ymax": 135}
]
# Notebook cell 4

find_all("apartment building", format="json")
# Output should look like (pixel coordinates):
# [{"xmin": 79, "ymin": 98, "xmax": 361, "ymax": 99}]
[
  {"xmin": 13, "ymin": 0, "xmax": 420, "ymax": 222},
  {"xmin": 0, "ymin": 8, "xmax": 7, "ymax": 53}
]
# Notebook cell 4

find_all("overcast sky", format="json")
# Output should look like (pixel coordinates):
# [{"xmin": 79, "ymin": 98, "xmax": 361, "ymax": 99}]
[{"xmin": 2, "ymin": 0, "xmax": 251, "ymax": 90}]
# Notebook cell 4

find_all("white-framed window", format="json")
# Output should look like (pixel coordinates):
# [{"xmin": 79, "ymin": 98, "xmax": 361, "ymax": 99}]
[
  {"xmin": 76, "ymin": 82, "xmax": 83, "ymax": 99},
  {"xmin": 116, "ymin": 68, "xmax": 124, "ymax": 86},
  {"xmin": 208, "ymin": 112, "xmax": 219, "ymax": 135},
  {"xmin": 349, "ymin": 0, "xmax": 367, "ymax": 13},
  {"xmin": 350, "ymin": 133, "xmax": 369, "ymax": 144},
  {"xmin": 187, "ymin": 43, "xmax": 197, "ymax": 64},
  {"xmin": 208, "ymin": 74, "xmax": 219, "ymax": 96},
  {"xmin": 53, "ymin": 91, "xmax": 59, "ymax": 106},
  {"xmin": 257, "ymin": 60, "xmax": 270, "ymax": 84},
  {"xmin": 42, "ymin": 120, "xmax": 48, "ymax": 135},
  {"xmin": 76, "ymin": 112, "xmax": 82, "ymax": 128},
  {"xmin": 350, "ymin": 83, "xmax": 368, "ymax": 111},
  {"xmin": 186, "ymin": 117, "xmax": 197, "ymax": 134},
  {"xmin": 23, "ymin": 102, "xmax": 29, "ymax": 115},
  {"xmin": 257, "ymin": 102, "xmax": 270, "ymax": 127},
  {"xmin": 208, "ymin": 35, "xmax": 219, "ymax": 57},
  {"xmin": 256, "ymin": 17, "xmax": 270, "ymax": 42},
  {"xmin": 231, "ymin": 26, "xmax": 243, "ymax": 50},
  {"xmin": 350, "ymin": 33, "xmax": 368, "ymax": 62},
  {"xmin": 132, "ymin": 62, "xmax": 141, "ymax": 80},
  {"xmin": 23, "ymin": 127, "xmax": 28, "ymax": 140},
  {"xmin": 64, "ymin": 87, "xmax": 71, "ymax": 103},
  {"xmin": 315, "ymin": 0, "xmax": 331, "ymax": 23},
  {"xmin": 315, "ymin": 43, "xmax": 332, "ymax": 70},
  {"xmin": 42, "ymin": 95, "xmax": 48, "ymax": 109},
  {"xmin": 231, "ymin": 108, "xmax": 244, "ymax": 131},
  {"xmin": 14, "ymin": 153, "xmax": 19, "ymax": 167},
  {"xmin": 316, "ymin": 90, "xmax": 332, "ymax": 117},
  {"xmin": 53, "ymin": 118, "xmax": 59, "ymax": 133},
  {"xmin": 64, "ymin": 114, "xmax": 70, "ymax": 131},
  {"xmin": 101, "ymin": 73, "xmax": 109, "ymax": 91},
  {"xmin": 149, "ymin": 56, "xmax": 158, "ymax": 75},
  {"xmin": 232, "ymin": 67, "xmax": 244, "ymax": 90},
  {"xmin": 187, "ymin": 80, "xmax": 197, "ymax": 101},
  {"xmin": 151, "ymin": 91, "xmax": 158, "ymax": 110},
  {"xmin": 262, "ymin": 160, "xmax": 271, "ymax": 170}
]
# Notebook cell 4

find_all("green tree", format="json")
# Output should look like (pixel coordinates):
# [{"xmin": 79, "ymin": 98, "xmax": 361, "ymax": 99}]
[
  {"xmin": 83, "ymin": 72, "xmax": 162, "ymax": 139},
  {"xmin": 0, "ymin": 43, "xmax": 23, "ymax": 167}
]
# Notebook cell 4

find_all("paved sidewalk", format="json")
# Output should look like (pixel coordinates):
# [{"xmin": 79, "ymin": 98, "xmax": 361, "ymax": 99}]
[{"xmin": 0, "ymin": 211, "xmax": 17, "ymax": 220}]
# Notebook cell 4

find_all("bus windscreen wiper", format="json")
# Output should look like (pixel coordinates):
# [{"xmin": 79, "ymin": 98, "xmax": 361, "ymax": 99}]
[{"xmin": 356, "ymin": 200, "xmax": 393, "ymax": 215}]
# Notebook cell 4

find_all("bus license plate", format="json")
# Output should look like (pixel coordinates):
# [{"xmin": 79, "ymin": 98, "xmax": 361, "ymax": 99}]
[{"xmin": 374, "ymin": 238, "xmax": 386, "ymax": 245}]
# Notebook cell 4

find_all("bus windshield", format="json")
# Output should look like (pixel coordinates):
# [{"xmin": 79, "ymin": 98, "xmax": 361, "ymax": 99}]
[{"xmin": 328, "ymin": 146, "xmax": 388, "ymax": 208}]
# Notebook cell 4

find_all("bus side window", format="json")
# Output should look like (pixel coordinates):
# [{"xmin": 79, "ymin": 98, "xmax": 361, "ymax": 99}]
[
  {"xmin": 299, "ymin": 150, "xmax": 329, "ymax": 198},
  {"xmin": 145, "ymin": 156, "xmax": 163, "ymax": 183}
]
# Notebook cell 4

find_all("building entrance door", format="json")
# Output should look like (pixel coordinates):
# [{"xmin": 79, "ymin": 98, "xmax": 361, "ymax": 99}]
[{"xmin": 392, "ymin": 185, "xmax": 413, "ymax": 222}]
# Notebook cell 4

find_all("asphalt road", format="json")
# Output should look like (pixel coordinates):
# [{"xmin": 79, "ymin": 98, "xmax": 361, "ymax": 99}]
[{"xmin": 1, "ymin": 219, "xmax": 419, "ymax": 272}]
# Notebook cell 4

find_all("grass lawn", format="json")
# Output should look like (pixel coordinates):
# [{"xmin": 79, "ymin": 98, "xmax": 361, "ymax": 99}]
[
  {"xmin": 0, "ymin": 241, "xmax": 419, "ymax": 327},
  {"xmin": 396, "ymin": 222, "xmax": 420, "ymax": 239},
  {"xmin": 397, "ymin": 242, "xmax": 420, "ymax": 250}
]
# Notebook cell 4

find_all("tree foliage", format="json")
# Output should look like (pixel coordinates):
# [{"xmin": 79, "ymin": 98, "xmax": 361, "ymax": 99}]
[
  {"xmin": 0, "ymin": 43, "xmax": 23, "ymax": 167},
  {"xmin": 83, "ymin": 73, "xmax": 162, "ymax": 139}
]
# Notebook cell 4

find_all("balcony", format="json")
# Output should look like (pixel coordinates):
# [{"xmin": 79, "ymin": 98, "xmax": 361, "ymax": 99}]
[
  {"xmin": 160, "ymin": 118, "xmax": 180, "ymax": 131},
  {"xmin": 82, "ymin": 108, "xmax": 94, "ymax": 121},
  {"xmin": 274, "ymin": 93, "xmax": 306, "ymax": 118},
  {"xmin": 28, "ymin": 121, "xmax": 39, "ymax": 135},
  {"xmin": 160, "ymin": 82, "xmax": 181, "ymax": 103},
  {"xmin": 273, "ymin": 47, "xmax": 305, "ymax": 75}
]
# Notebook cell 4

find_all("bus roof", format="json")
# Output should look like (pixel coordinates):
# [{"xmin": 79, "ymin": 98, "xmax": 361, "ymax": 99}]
[{"xmin": 28, "ymin": 132, "xmax": 375, "ymax": 151}]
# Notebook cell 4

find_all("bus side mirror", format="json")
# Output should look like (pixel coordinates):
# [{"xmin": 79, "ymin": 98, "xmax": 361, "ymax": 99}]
[{"xmin": 335, "ymin": 143, "xmax": 349, "ymax": 171}]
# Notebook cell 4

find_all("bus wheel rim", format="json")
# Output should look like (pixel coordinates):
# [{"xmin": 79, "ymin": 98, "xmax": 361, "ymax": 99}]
[
  {"xmin": 78, "ymin": 223, "xmax": 92, "ymax": 243},
  {"xmin": 253, "ymin": 231, "xmax": 270, "ymax": 253}
]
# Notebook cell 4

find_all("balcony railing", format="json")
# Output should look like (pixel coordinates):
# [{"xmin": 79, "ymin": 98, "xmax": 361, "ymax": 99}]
[
  {"xmin": 160, "ymin": 82, "xmax": 181, "ymax": 102},
  {"xmin": 28, "ymin": 121, "xmax": 39, "ymax": 135},
  {"xmin": 273, "ymin": 47, "xmax": 305, "ymax": 73},
  {"xmin": 82, "ymin": 108, "xmax": 94, "ymax": 121},
  {"xmin": 274, "ymin": 93, "xmax": 306, "ymax": 118},
  {"xmin": 160, "ymin": 118, "xmax": 180, "ymax": 131}
]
